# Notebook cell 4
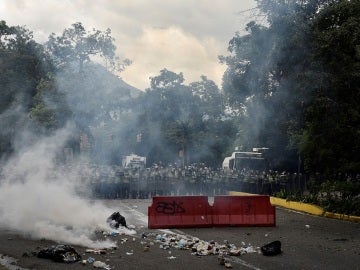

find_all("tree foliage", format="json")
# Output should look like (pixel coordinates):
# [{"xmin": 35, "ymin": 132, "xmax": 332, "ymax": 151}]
[
  {"xmin": 131, "ymin": 69, "xmax": 235, "ymax": 166},
  {"xmin": 301, "ymin": 0, "xmax": 360, "ymax": 175},
  {"xmin": 46, "ymin": 22, "xmax": 125, "ymax": 72},
  {"xmin": 0, "ymin": 21, "xmax": 131, "ymax": 162},
  {"xmin": 0, "ymin": 21, "xmax": 54, "ymax": 156},
  {"xmin": 29, "ymin": 73, "xmax": 72, "ymax": 134},
  {"xmin": 221, "ymin": 0, "xmax": 360, "ymax": 175}
]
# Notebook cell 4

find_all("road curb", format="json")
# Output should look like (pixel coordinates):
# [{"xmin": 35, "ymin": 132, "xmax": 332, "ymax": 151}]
[
  {"xmin": 269, "ymin": 196, "xmax": 324, "ymax": 215},
  {"xmin": 228, "ymin": 191, "xmax": 360, "ymax": 223},
  {"xmin": 323, "ymin": 212, "xmax": 360, "ymax": 223}
]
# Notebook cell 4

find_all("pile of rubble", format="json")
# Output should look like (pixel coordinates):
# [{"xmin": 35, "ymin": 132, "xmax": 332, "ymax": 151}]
[
  {"xmin": 137, "ymin": 232, "xmax": 265, "ymax": 268},
  {"xmin": 33, "ymin": 211, "xmax": 281, "ymax": 269},
  {"xmin": 149, "ymin": 232, "xmax": 259, "ymax": 257}
]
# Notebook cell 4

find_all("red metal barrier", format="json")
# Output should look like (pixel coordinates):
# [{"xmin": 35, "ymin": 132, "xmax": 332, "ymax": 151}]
[
  {"xmin": 148, "ymin": 196, "xmax": 213, "ymax": 229},
  {"xmin": 212, "ymin": 195, "xmax": 275, "ymax": 226}
]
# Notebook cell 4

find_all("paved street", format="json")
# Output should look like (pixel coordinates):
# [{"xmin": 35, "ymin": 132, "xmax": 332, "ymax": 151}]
[
  {"xmin": 115, "ymin": 199, "xmax": 360, "ymax": 270},
  {"xmin": 0, "ymin": 199, "xmax": 359, "ymax": 270}
]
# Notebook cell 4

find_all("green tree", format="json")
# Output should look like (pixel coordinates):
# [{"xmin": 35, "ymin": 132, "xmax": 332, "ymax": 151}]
[
  {"xmin": 189, "ymin": 75, "xmax": 223, "ymax": 118},
  {"xmin": 221, "ymin": 0, "xmax": 360, "ymax": 176},
  {"xmin": 301, "ymin": 0, "xmax": 360, "ymax": 175},
  {"xmin": 133, "ymin": 69, "xmax": 235, "ymax": 167},
  {"xmin": 133, "ymin": 69, "xmax": 195, "ymax": 165},
  {"xmin": 221, "ymin": 0, "xmax": 333, "ymax": 171},
  {"xmin": 46, "ymin": 22, "xmax": 127, "ymax": 72},
  {"xmin": 0, "ymin": 21, "xmax": 53, "ymax": 157},
  {"xmin": 29, "ymin": 73, "xmax": 72, "ymax": 134}
]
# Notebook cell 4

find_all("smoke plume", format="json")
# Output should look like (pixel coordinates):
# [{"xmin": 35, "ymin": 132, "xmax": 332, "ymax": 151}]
[{"xmin": 0, "ymin": 124, "xmax": 126, "ymax": 248}]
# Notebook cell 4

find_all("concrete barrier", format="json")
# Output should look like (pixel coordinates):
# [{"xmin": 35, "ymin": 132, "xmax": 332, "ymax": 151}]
[
  {"xmin": 148, "ymin": 196, "xmax": 213, "ymax": 229},
  {"xmin": 148, "ymin": 195, "xmax": 276, "ymax": 228},
  {"xmin": 212, "ymin": 195, "xmax": 276, "ymax": 226}
]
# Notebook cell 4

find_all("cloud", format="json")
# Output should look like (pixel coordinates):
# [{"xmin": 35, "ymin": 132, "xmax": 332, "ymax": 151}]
[
  {"xmin": 120, "ymin": 25, "xmax": 226, "ymax": 89},
  {"xmin": 1, "ymin": 0, "xmax": 257, "ymax": 90}
]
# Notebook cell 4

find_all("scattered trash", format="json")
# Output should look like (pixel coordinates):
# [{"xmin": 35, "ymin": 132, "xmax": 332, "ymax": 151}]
[
  {"xmin": 37, "ymin": 227, "xmax": 267, "ymax": 267},
  {"xmin": 37, "ymin": 245, "xmax": 81, "ymax": 263},
  {"xmin": 305, "ymin": 224, "xmax": 310, "ymax": 228},
  {"xmin": 260, "ymin": 240, "xmax": 282, "ymax": 256},
  {"xmin": 107, "ymin": 211, "xmax": 127, "ymax": 228},
  {"xmin": 1, "ymin": 254, "xmax": 29, "ymax": 270},
  {"xmin": 243, "ymin": 246, "xmax": 257, "ymax": 253},
  {"xmin": 102, "ymin": 230, "xmax": 119, "ymax": 237},
  {"xmin": 105, "ymin": 211, "xmax": 136, "ymax": 232},
  {"xmin": 153, "ymin": 233, "xmax": 259, "ymax": 257},
  {"xmin": 93, "ymin": 260, "xmax": 111, "ymax": 269},
  {"xmin": 85, "ymin": 249, "xmax": 106, "ymax": 254},
  {"xmin": 87, "ymin": 257, "xmax": 96, "ymax": 263},
  {"xmin": 120, "ymin": 238, "xmax": 128, "ymax": 244}
]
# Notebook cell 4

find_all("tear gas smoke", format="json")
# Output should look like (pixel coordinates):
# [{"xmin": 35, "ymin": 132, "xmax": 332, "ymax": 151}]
[{"xmin": 0, "ymin": 124, "xmax": 129, "ymax": 248}]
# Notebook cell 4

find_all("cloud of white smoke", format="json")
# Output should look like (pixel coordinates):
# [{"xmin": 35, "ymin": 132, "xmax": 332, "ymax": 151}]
[{"xmin": 0, "ymin": 124, "xmax": 125, "ymax": 248}]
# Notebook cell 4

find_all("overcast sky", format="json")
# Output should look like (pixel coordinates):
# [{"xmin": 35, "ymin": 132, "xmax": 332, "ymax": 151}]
[{"xmin": 1, "ymin": 0, "xmax": 258, "ymax": 90}]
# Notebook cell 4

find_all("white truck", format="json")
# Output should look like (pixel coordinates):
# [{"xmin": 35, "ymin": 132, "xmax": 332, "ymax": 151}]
[
  {"xmin": 222, "ymin": 148, "xmax": 268, "ymax": 171},
  {"xmin": 122, "ymin": 153, "xmax": 146, "ymax": 169}
]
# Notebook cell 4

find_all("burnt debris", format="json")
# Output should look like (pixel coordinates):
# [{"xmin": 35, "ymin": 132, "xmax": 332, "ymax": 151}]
[
  {"xmin": 37, "ymin": 245, "xmax": 81, "ymax": 263},
  {"xmin": 107, "ymin": 211, "xmax": 127, "ymax": 228}
]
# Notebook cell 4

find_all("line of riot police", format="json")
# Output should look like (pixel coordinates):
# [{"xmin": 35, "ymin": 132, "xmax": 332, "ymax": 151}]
[{"xmin": 62, "ymin": 163, "xmax": 308, "ymax": 199}]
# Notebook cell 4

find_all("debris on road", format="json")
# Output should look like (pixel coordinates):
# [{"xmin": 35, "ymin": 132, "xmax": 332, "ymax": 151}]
[
  {"xmin": 153, "ymin": 233, "xmax": 260, "ymax": 257},
  {"xmin": 1, "ymin": 254, "xmax": 28, "ymax": 270},
  {"xmin": 85, "ymin": 248, "xmax": 107, "ymax": 254},
  {"xmin": 102, "ymin": 212, "xmax": 136, "ymax": 238},
  {"xmin": 107, "ymin": 211, "xmax": 127, "ymax": 228},
  {"xmin": 260, "ymin": 240, "xmax": 282, "ymax": 256},
  {"xmin": 93, "ymin": 260, "xmax": 111, "ymax": 269},
  {"xmin": 32, "ymin": 214, "xmax": 267, "ymax": 268},
  {"xmin": 37, "ymin": 245, "xmax": 81, "ymax": 263}
]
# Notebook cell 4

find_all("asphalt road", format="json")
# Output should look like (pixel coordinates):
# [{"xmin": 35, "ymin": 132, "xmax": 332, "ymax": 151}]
[{"xmin": 0, "ymin": 199, "xmax": 359, "ymax": 270}]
